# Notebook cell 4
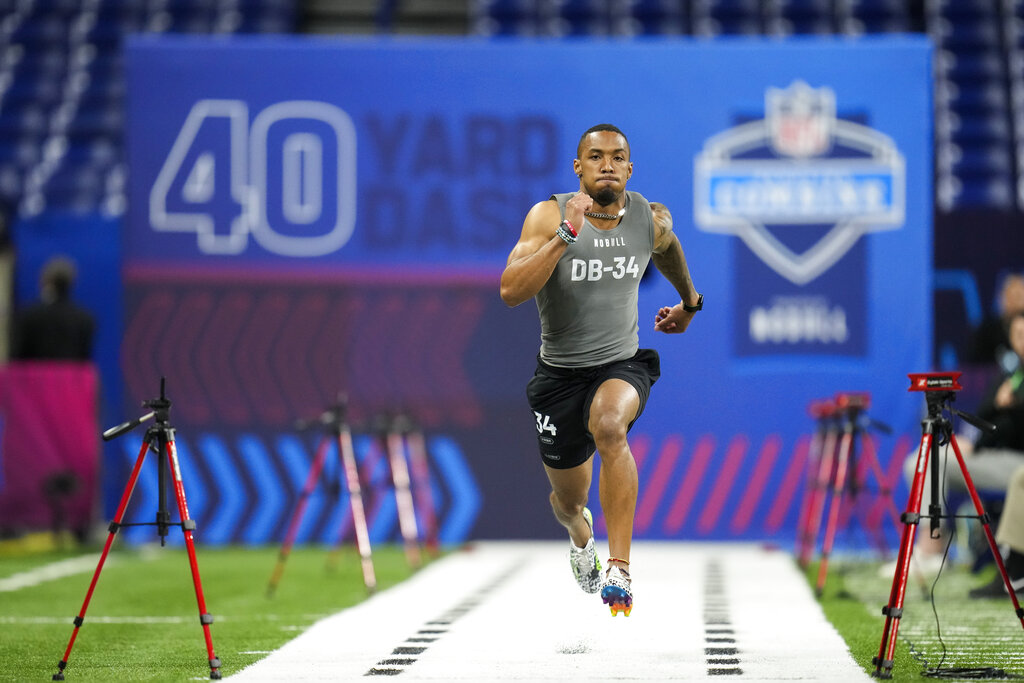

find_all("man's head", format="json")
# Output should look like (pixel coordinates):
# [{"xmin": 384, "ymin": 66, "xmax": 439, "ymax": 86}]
[
  {"xmin": 1001, "ymin": 274, "xmax": 1024, "ymax": 318},
  {"xmin": 574, "ymin": 124, "xmax": 632, "ymax": 207},
  {"xmin": 1010, "ymin": 313, "xmax": 1024, "ymax": 361},
  {"xmin": 40, "ymin": 256, "xmax": 77, "ymax": 303},
  {"xmin": 576, "ymin": 124, "xmax": 630, "ymax": 160}
]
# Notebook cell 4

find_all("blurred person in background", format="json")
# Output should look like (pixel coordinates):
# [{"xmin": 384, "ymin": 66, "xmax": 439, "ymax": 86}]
[
  {"xmin": 893, "ymin": 312, "xmax": 1024, "ymax": 577},
  {"xmin": 969, "ymin": 464, "xmax": 1024, "ymax": 598},
  {"xmin": 969, "ymin": 273, "xmax": 1024, "ymax": 371},
  {"xmin": 10, "ymin": 255, "xmax": 95, "ymax": 361}
]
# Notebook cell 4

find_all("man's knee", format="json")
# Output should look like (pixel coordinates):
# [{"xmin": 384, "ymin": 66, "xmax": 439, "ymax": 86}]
[
  {"xmin": 550, "ymin": 489, "xmax": 586, "ymax": 517},
  {"xmin": 590, "ymin": 412, "xmax": 629, "ymax": 452}
]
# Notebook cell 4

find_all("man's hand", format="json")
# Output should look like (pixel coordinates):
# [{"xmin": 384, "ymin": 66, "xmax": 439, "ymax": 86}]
[
  {"xmin": 564, "ymin": 191, "xmax": 592, "ymax": 231},
  {"xmin": 654, "ymin": 303, "xmax": 695, "ymax": 333}
]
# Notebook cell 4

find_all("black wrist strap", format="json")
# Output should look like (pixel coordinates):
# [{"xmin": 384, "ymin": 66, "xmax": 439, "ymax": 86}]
[{"xmin": 683, "ymin": 293, "xmax": 703, "ymax": 312}]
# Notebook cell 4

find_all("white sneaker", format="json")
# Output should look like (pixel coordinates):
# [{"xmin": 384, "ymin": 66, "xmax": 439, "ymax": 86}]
[
  {"xmin": 878, "ymin": 551, "xmax": 946, "ymax": 579},
  {"xmin": 569, "ymin": 508, "xmax": 601, "ymax": 594}
]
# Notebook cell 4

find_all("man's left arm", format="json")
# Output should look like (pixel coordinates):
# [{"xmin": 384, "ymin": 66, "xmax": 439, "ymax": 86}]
[{"xmin": 650, "ymin": 202, "xmax": 701, "ymax": 334}]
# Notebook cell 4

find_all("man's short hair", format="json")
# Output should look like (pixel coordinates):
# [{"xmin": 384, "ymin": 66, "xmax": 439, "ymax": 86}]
[
  {"xmin": 42, "ymin": 256, "xmax": 77, "ymax": 298},
  {"xmin": 577, "ymin": 124, "xmax": 630, "ymax": 159}
]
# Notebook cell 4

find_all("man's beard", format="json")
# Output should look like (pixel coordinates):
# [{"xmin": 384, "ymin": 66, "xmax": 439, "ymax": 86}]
[{"xmin": 590, "ymin": 186, "xmax": 619, "ymax": 207}]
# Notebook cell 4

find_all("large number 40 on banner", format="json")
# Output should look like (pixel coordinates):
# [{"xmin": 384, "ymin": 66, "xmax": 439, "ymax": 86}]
[{"xmin": 149, "ymin": 99, "xmax": 357, "ymax": 257}]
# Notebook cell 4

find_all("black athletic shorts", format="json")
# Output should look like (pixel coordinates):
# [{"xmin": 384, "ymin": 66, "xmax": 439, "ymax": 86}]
[{"xmin": 525, "ymin": 348, "xmax": 660, "ymax": 470}]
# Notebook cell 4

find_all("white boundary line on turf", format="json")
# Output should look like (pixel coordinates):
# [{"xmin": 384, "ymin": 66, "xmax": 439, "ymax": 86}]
[{"xmin": 0, "ymin": 554, "xmax": 104, "ymax": 592}]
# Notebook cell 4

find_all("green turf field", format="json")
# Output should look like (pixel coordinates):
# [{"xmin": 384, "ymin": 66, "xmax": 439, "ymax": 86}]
[
  {"xmin": 810, "ymin": 556, "xmax": 1024, "ymax": 681},
  {"xmin": 0, "ymin": 539, "xmax": 427, "ymax": 681},
  {"xmin": 2, "ymin": 538, "xmax": 1022, "ymax": 681}
]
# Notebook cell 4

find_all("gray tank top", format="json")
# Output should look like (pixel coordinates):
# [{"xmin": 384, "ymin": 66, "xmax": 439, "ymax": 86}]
[{"xmin": 535, "ymin": 190, "xmax": 655, "ymax": 367}]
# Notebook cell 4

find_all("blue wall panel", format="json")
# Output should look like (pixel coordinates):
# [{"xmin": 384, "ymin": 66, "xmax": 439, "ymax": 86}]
[{"xmin": 123, "ymin": 36, "xmax": 932, "ymax": 546}]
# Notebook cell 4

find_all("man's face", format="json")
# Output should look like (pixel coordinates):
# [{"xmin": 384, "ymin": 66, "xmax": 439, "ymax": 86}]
[
  {"xmin": 574, "ymin": 131, "xmax": 632, "ymax": 206},
  {"xmin": 1011, "ymin": 316, "xmax": 1024, "ymax": 360},
  {"xmin": 1003, "ymin": 277, "xmax": 1024, "ymax": 317}
]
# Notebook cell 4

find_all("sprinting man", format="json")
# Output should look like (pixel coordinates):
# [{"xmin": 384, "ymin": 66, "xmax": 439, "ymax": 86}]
[{"xmin": 499, "ymin": 124, "xmax": 702, "ymax": 616}]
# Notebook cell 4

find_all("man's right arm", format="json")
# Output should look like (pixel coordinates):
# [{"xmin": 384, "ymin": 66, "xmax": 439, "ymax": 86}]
[{"xmin": 499, "ymin": 200, "xmax": 568, "ymax": 307}]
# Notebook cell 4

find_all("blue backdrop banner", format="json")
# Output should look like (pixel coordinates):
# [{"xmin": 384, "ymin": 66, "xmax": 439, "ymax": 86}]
[{"xmin": 125, "ymin": 36, "xmax": 932, "ymax": 547}]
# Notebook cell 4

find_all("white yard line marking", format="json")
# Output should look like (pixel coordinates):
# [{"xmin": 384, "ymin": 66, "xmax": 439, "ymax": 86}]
[
  {"xmin": 0, "ymin": 555, "xmax": 104, "ymax": 592},
  {"xmin": 230, "ymin": 541, "xmax": 871, "ymax": 681}
]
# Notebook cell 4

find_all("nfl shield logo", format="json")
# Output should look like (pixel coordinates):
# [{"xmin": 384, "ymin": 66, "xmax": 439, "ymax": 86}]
[
  {"xmin": 693, "ymin": 79, "xmax": 905, "ymax": 285},
  {"xmin": 767, "ymin": 81, "xmax": 835, "ymax": 158}
]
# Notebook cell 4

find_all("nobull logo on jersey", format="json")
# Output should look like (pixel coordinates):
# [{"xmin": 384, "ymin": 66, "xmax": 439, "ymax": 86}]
[{"xmin": 693, "ymin": 81, "xmax": 906, "ymax": 357}]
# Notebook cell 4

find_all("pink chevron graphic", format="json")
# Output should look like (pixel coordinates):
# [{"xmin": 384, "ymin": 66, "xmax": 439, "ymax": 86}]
[
  {"xmin": 121, "ymin": 291, "xmax": 176, "ymax": 405},
  {"xmin": 664, "ymin": 435, "xmax": 715, "ymax": 534},
  {"xmin": 271, "ymin": 292, "xmax": 332, "ymax": 419},
  {"xmin": 594, "ymin": 434, "xmax": 649, "ymax": 536},
  {"xmin": 429, "ymin": 293, "xmax": 485, "ymax": 426},
  {"xmin": 730, "ymin": 434, "xmax": 782, "ymax": 533},
  {"xmin": 122, "ymin": 280, "xmax": 489, "ymax": 430},
  {"xmin": 236, "ymin": 292, "xmax": 294, "ymax": 424},
  {"xmin": 159, "ymin": 291, "xmax": 214, "ymax": 423},
  {"xmin": 634, "ymin": 434, "xmax": 680, "ymax": 533},
  {"xmin": 196, "ymin": 291, "xmax": 257, "ymax": 425},
  {"xmin": 697, "ymin": 435, "xmax": 749, "ymax": 534},
  {"xmin": 765, "ymin": 435, "xmax": 810, "ymax": 532}
]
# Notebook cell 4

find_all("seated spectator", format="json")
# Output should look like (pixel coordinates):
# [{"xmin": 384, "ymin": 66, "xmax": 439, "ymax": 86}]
[
  {"xmin": 969, "ymin": 464, "xmax": 1024, "ymax": 597},
  {"xmin": 969, "ymin": 273, "xmax": 1024, "ymax": 371},
  {"xmin": 895, "ymin": 313, "xmax": 1024, "ymax": 574},
  {"xmin": 10, "ymin": 256, "xmax": 95, "ymax": 361}
]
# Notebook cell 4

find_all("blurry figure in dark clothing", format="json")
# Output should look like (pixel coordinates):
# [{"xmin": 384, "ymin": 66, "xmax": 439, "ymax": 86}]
[
  {"xmin": 10, "ymin": 256, "xmax": 95, "ymax": 361},
  {"xmin": 970, "ymin": 273, "xmax": 1024, "ymax": 371}
]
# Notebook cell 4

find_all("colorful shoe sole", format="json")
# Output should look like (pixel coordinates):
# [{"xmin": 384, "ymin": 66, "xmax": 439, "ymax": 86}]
[{"xmin": 601, "ymin": 587, "xmax": 632, "ymax": 617}]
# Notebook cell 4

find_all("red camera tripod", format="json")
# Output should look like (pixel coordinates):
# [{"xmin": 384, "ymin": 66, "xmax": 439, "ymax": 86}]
[
  {"xmin": 52, "ymin": 378, "xmax": 220, "ymax": 680},
  {"xmin": 796, "ymin": 393, "xmax": 900, "ymax": 594},
  {"xmin": 872, "ymin": 372, "xmax": 1024, "ymax": 679},
  {"xmin": 266, "ymin": 396, "xmax": 377, "ymax": 597}
]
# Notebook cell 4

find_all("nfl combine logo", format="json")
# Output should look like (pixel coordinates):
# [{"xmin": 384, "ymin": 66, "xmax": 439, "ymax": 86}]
[
  {"xmin": 693, "ymin": 81, "xmax": 907, "ymax": 357},
  {"xmin": 694, "ymin": 80, "xmax": 905, "ymax": 286}
]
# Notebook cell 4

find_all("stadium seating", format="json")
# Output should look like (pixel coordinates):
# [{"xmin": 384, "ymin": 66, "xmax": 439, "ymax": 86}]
[
  {"xmin": 465, "ymin": 0, "xmax": 1024, "ymax": 212},
  {"xmin": 0, "ymin": 0, "xmax": 296, "ymax": 217},
  {"xmin": 3, "ymin": 1, "xmax": 1024, "ymax": 213}
]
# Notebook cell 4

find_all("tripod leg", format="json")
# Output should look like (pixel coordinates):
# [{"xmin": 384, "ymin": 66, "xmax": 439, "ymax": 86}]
[
  {"xmin": 948, "ymin": 436, "xmax": 1024, "ymax": 627},
  {"xmin": 339, "ymin": 425, "xmax": 377, "ymax": 593},
  {"xmin": 386, "ymin": 429, "xmax": 421, "ymax": 569},
  {"xmin": 803, "ymin": 426, "xmax": 839, "ymax": 568},
  {"xmin": 873, "ymin": 430, "xmax": 932, "ymax": 679},
  {"xmin": 165, "ymin": 437, "xmax": 222, "ymax": 680},
  {"xmin": 266, "ymin": 436, "xmax": 330, "ymax": 597},
  {"xmin": 53, "ymin": 437, "xmax": 151, "ymax": 681},
  {"xmin": 862, "ymin": 437, "xmax": 902, "ymax": 559},
  {"xmin": 816, "ymin": 428, "xmax": 853, "ymax": 596},
  {"xmin": 406, "ymin": 429, "xmax": 439, "ymax": 555},
  {"xmin": 796, "ymin": 428, "xmax": 825, "ymax": 568}
]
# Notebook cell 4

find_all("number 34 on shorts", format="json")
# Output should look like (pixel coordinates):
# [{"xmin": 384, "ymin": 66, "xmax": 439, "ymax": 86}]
[{"xmin": 534, "ymin": 412, "xmax": 558, "ymax": 436}]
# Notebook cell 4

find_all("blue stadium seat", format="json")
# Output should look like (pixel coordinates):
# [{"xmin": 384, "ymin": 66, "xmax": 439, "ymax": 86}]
[
  {"xmin": 951, "ymin": 145, "xmax": 1014, "ymax": 177},
  {"xmin": 9, "ymin": 14, "xmax": 68, "ymax": 49},
  {"xmin": 940, "ymin": 80, "xmax": 1008, "ymax": 116},
  {"xmin": 937, "ymin": 49, "xmax": 1005, "ymax": 81},
  {"xmin": 948, "ymin": 112, "xmax": 1011, "ymax": 146},
  {"xmin": 836, "ymin": 0, "xmax": 909, "ymax": 34},
  {"xmin": 0, "ymin": 102, "xmax": 50, "ymax": 138},
  {"xmin": 765, "ymin": 0, "xmax": 835, "ymax": 35},
  {"xmin": 694, "ymin": 0, "xmax": 762, "ymax": 35},
  {"xmin": 950, "ymin": 175, "xmax": 1014, "ymax": 209},
  {"xmin": 930, "ymin": 0, "xmax": 998, "ymax": 22},
  {"xmin": 544, "ymin": 0, "xmax": 613, "ymax": 37},
  {"xmin": 621, "ymin": 0, "xmax": 686, "ymax": 35},
  {"xmin": 933, "ymin": 18, "xmax": 1000, "ymax": 51},
  {"xmin": 471, "ymin": 0, "xmax": 542, "ymax": 36}
]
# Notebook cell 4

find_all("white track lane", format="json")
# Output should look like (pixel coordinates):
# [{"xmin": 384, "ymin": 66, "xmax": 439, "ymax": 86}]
[{"xmin": 231, "ymin": 541, "xmax": 870, "ymax": 682}]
